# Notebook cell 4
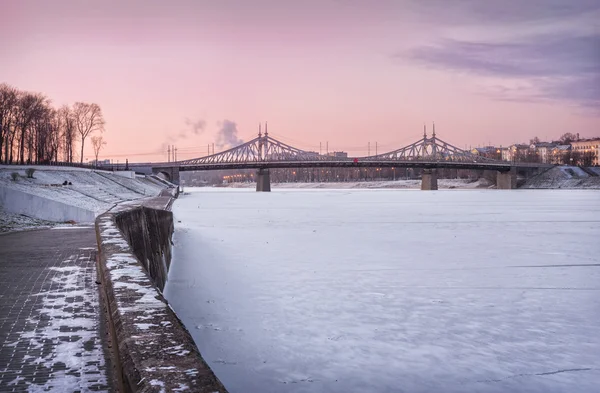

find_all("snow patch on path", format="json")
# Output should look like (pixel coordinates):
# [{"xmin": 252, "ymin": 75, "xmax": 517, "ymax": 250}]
[{"xmin": 8, "ymin": 256, "xmax": 108, "ymax": 392}]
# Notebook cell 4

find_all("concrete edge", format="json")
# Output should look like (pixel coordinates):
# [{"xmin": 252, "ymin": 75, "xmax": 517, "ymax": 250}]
[
  {"xmin": 95, "ymin": 196, "xmax": 228, "ymax": 393},
  {"xmin": 0, "ymin": 186, "xmax": 96, "ymax": 223}
]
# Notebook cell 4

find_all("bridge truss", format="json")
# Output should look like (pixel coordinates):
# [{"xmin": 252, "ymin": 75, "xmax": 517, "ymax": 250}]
[
  {"xmin": 177, "ymin": 125, "xmax": 503, "ymax": 169},
  {"xmin": 363, "ymin": 127, "xmax": 498, "ymax": 163}
]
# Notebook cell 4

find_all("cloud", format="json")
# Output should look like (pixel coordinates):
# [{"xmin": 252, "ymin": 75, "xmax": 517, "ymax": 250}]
[
  {"xmin": 404, "ymin": 33, "xmax": 600, "ymax": 108},
  {"xmin": 216, "ymin": 120, "xmax": 244, "ymax": 149},
  {"xmin": 158, "ymin": 117, "xmax": 206, "ymax": 155},
  {"xmin": 408, "ymin": 34, "xmax": 599, "ymax": 77},
  {"xmin": 185, "ymin": 118, "xmax": 206, "ymax": 135},
  {"xmin": 409, "ymin": 0, "xmax": 600, "ymax": 25},
  {"xmin": 396, "ymin": 0, "xmax": 600, "ymax": 109}
]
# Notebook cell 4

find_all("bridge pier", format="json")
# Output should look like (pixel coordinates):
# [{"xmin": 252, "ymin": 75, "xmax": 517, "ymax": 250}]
[
  {"xmin": 256, "ymin": 168, "xmax": 271, "ymax": 192},
  {"xmin": 497, "ymin": 168, "xmax": 517, "ymax": 189},
  {"xmin": 151, "ymin": 166, "xmax": 180, "ymax": 185},
  {"xmin": 421, "ymin": 169, "xmax": 438, "ymax": 190}
]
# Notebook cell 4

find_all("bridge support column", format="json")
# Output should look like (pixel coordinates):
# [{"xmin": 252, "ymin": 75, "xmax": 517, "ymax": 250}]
[
  {"xmin": 421, "ymin": 169, "xmax": 438, "ymax": 190},
  {"xmin": 151, "ymin": 166, "xmax": 180, "ymax": 185},
  {"xmin": 256, "ymin": 168, "xmax": 271, "ymax": 192},
  {"xmin": 497, "ymin": 168, "xmax": 517, "ymax": 189}
]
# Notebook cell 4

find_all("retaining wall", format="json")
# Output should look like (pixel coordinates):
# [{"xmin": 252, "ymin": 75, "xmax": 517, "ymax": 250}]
[
  {"xmin": 0, "ymin": 186, "xmax": 96, "ymax": 222},
  {"xmin": 95, "ymin": 197, "xmax": 227, "ymax": 392}
]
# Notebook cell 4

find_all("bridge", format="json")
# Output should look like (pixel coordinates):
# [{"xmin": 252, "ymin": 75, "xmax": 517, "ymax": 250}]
[{"xmin": 128, "ymin": 125, "xmax": 549, "ymax": 191}]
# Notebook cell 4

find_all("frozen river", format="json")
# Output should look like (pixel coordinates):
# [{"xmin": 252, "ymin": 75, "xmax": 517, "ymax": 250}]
[{"xmin": 164, "ymin": 188, "xmax": 600, "ymax": 393}]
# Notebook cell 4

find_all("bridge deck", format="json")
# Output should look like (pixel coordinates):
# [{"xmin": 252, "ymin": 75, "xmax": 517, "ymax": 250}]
[{"xmin": 168, "ymin": 160, "xmax": 544, "ymax": 172}]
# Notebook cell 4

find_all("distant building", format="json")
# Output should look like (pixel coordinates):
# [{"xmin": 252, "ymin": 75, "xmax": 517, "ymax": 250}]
[
  {"xmin": 90, "ymin": 159, "xmax": 111, "ymax": 166},
  {"xmin": 530, "ymin": 142, "xmax": 557, "ymax": 164},
  {"xmin": 470, "ymin": 146, "xmax": 500, "ymax": 159},
  {"xmin": 504, "ymin": 144, "xmax": 530, "ymax": 162},
  {"xmin": 500, "ymin": 147, "xmax": 511, "ymax": 162},
  {"xmin": 550, "ymin": 145, "xmax": 570, "ymax": 164},
  {"xmin": 570, "ymin": 138, "xmax": 600, "ymax": 166},
  {"xmin": 327, "ymin": 151, "xmax": 348, "ymax": 158}
]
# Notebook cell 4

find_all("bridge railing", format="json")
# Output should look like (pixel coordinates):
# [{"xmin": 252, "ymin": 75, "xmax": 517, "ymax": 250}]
[{"xmin": 1, "ymin": 160, "xmax": 100, "ymax": 169}]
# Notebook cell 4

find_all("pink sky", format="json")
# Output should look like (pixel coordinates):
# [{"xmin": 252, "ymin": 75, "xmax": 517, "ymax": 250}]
[{"xmin": 1, "ymin": 0, "xmax": 598, "ymax": 162}]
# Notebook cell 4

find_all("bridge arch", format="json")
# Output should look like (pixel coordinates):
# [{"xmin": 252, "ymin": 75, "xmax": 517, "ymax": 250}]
[
  {"xmin": 156, "ymin": 171, "xmax": 171, "ymax": 182},
  {"xmin": 151, "ymin": 166, "xmax": 180, "ymax": 185}
]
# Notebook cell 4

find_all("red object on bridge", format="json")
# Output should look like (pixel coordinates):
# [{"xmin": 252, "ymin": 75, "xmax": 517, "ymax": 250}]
[{"xmin": 353, "ymin": 158, "xmax": 358, "ymax": 163}]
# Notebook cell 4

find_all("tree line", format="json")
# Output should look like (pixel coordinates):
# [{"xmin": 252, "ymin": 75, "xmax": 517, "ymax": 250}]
[{"xmin": 0, "ymin": 83, "xmax": 105, "ymax": 165}]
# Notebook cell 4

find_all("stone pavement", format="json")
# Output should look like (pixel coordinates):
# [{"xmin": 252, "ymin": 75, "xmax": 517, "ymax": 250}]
[{"xmin": 0, "ymin": 227, "xmax": 112, "ymax": 392}]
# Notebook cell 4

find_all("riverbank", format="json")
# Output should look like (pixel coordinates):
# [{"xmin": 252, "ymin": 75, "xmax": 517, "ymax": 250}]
[
  {"xmin": 218, "ymin": 178, "xmax": 494, "ymax": 189},
  {"xmin": 0, "ymin": 166, "xmax": 168, "ymax": 224}
]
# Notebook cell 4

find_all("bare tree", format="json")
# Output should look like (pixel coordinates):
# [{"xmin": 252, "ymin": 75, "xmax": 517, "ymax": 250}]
[
  {"xmin": 73, "ymin": 102, "xmax": 105, "ymax": 163},
  {"xmin": 58, "ymin": 105, "xmax": 76, "ymax": 162},
  {"xmin": 0, "ymin": 84, "xmax": 19, "ymax": 163},
  {"xmin": 1, "ymin": 86, "xmax": 108, "ymax": 165},
  {"xmin": 91, "ymin": 135, "xmax": 106, "ymax": 166},
  {"xmin": 47, "ymin": 108, "xmax": 62, "ymax": 163},
  {"xmin": 559, "ymin": 133, "xmax": 578, "ymax": 144},
  {"xmin": 15, "ymin": 92, "xmax": 47, "ymax": 164}
]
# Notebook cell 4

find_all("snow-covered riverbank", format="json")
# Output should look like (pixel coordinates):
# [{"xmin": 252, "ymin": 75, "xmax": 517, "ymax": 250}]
[
  {"xmin": 219, "ymin": 178, "xmax": 494, "ymax": 189},
  {"xmin": 0, "ymin": 210, "xmax": 56, "ymax": 233},
  {"xmin": 0, "ymin": 166, "xmax": 170, "ymax": 229},
  {"xmin": 521, "ymin": 166, "xmax": 600, "ymax": 189}
]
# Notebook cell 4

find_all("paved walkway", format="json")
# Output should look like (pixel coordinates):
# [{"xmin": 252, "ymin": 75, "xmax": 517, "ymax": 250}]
[{"xmin": 0, "ymin": 227, "xmax": 112, "ymax": 392}]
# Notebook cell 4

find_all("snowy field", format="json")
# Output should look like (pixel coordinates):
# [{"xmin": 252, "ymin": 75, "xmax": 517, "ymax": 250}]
[{"xmin": 165, "ymin": 188, "xmax": 600, "ymax": 393}]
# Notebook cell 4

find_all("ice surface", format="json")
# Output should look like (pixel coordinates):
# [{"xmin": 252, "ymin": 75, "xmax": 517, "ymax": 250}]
[{"xmin": 165, "ymin": 188, "xmax": 600, "ymax": 393}]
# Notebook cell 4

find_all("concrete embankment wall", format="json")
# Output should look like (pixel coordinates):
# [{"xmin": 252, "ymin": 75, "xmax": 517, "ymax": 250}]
[
  {"xmin": 95, "ymin": 197, "xmax": 227, "ymax": 393},
  {"xmin": 114, "ymin": 207, "xmax": 172, "ymax": 291},
  {"xmin": 0, "ymin": 167, "xmax": 170, "ymax": 222},
  {"xmin": 0, "ymin": 186, "xmax": 96, "ymax": 222}
]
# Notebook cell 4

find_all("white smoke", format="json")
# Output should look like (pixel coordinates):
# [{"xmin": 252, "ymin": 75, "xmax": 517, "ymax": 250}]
[{"xmin": 216, "ymin": 120, "xmax": 244, "ymax": 149}]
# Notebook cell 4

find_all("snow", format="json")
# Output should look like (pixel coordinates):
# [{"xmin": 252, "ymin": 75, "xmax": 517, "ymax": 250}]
[
  {"xmin": 0, "ymin": 207, "xmax": 91, "ymax": 233},
  {"xmin": 149, "ymin": 379, "xmax": 166, "ymax": 393},
  {"xmin": 165, "ymin": 187, "xmax": 600, "ymax": 393},
  {"xmin": 219, "ymin": 178, "xmax": 493, "ymax": 189},
  {"xmin": 7, "ymin": 256, "xmax": 108, "ymax": 392},
  {"xmin": 522, "ymin": 166, "xmax": 600, "ymax": 189},
  {"xmin": 97, "ymin": 216, "xmax": 167, "ymax": 315},
  {"xmin": 0, "ymin": 167, "xmax": 166, "ymax": 221},
  {"xmin": 0, "ymin": 208, "xmax": 55, "ymax": 232},
  {"xmin": 559, "ymin": 166, "xmax": 588, "ymax": 177}
]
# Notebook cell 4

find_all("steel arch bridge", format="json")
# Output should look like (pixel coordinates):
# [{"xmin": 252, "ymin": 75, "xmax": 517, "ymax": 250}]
[
  {"xmin": 133, "ymin": 125, "xmax": 550, "ymax": 190},
  {"xmin": 171, "ymin": 128, "xmax": 516, "ymax": 172}
]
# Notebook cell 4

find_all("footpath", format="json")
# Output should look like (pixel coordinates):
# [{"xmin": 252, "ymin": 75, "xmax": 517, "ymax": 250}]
[{"xmin": 0, "ymin": 227, "xmax": 112, "ymax": 392}]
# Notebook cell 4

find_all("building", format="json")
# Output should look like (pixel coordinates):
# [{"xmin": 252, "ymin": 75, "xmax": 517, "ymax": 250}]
[
  {"xmin": 327, "ymin": 151, "xmax": 348, "ymax": 158},
  {"xmin": 503, "ymin": 144, "xmax": 530, "ymax": 162},
  {"xmin": 549, "ymin": 145, "xmax": 570, "ymax": 164},
  {"xmin": 470, "ymin": 146, "xmax": 500, "ymax": 159},
  {"xmin": 570, "ymin": 138, "xmax": 600, "ymax": 166},
  {"xmin": 90, "ymin": 159, "xmax": 111, "ymax": 166},
  {"xmin": 530, "ymin": 142, "xmax": 557, "ymax": 164}
]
